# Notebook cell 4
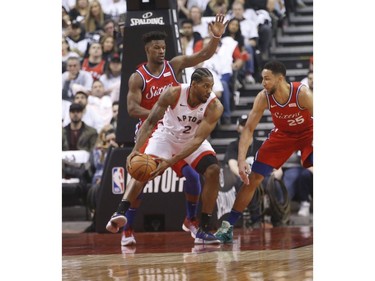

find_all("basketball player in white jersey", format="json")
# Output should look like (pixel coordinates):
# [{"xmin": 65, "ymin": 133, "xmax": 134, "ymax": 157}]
[{"xmin": 127, "ymin": 68, "xmax": 224, "ymax": 244}]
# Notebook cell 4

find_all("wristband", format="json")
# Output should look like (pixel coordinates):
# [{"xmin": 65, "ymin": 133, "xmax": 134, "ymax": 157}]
[{"xmin": 211, "ymin": 33, "xmax": 222, "ymax": 39}]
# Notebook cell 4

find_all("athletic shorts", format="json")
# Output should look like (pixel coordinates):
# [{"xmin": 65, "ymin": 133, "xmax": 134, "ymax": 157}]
[
  {"xmin": 144, "ymin": 129, "xmax": 216, "ymax": 174},
  {"xmin": 254, "ymin": 127, "xmax": 313, "ymax": 170}
]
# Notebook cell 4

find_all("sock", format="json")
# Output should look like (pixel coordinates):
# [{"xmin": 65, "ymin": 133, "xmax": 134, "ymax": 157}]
[
  {"xmin": 200, "ymin": 213, "xmax": 212, "ymax": 231},
  {"xmin": 227, "ymin": 209, "xmax": 242, "ymax": 226},
  {"xmin": 182, "ymin": 165, "xmax": 201, "ymax": 195},
  {"xmin": 124, "ymin": 208, "xmax": 137, "ymax": 230},
  {"xmin": 116, "ymin": 200, "xmax": 130, "ymax": 215},
  {"xmin": 185, "ymin": 201, "xmax": 198, "ymax": 219},
  {"xmin": 182, "ymin": 165, "xmax": 201, "ymax": 219}
]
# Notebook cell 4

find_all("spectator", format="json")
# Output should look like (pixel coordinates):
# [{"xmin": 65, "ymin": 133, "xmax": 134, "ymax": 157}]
[
  {"xmin": 62, "ymin": 57, "xmax": 93, "ymax": 102},
  {"xmin": 109, "ymin": 101, "xmax": 119, "ymax": 130},
  {"xmin": 188, "ymin": 38, "xmax": 224, "ymax": 99},
  {"xmin": 230, "ymin": 1, "xmax": 259, "ymax": 83},
  {"xmin": 179, "ymin": 18, "xmax": 204, "ymax": 82},
  {"xmin": 99, "ymin": 53, "xmax": 122, "ymax": 102},
  {"xmin": 65, "ymin": 20, "xmax": 90, "ymax": 58},
  {"xmin": 62, "ymin": 6, "xmax": 72, "ymax": 34},
  {"xmin": 301, "ymin": 70, "xmax": 313, "ymax": 92},
  {"xmin": 223, "ymin": 17, "xmax": 255, "ymax": 84},
  {"xmin": 100, "ymin": 34, "xmax": 118, "ymax": 63},
  {"xmin": 62, "ymin": 103, "xmax": 98, "ymax": 152},
  {"xmin": 62, "ymin": 37, "xmax": 80, "ymax": 73},
  {"xmin": 203, "ymin": 0, "xmax": 230, "ymax": 16},
  {"xmin": 88, "ymin": 80, "xmax": 113, "ymax": 125},
  {"xmin": 100, "ymin": 0, "xmax": 127, "ymax": 22},
  {"xmin": 189, "ymin": 6, "xmax": 209, "ymax": 38},
  {"xmin": 214, "ymin": 34, "xmax": 244, "ymax": 124},
  {"xmin": 63, "ymin": 89, "xmax": 106, "ymax": 133},
  {"xmin": 273, "ymin": 151, "xmax": 313, "ymax": 217},
  {"xmin": 85, "ymin": 125, "xmax": 118, "ymax": 232},
  {"xmin": 177, "ymin": 0, "xmax": 189, "ymax": 20},
  {"xmin": 82, "ymin": 42, "xmax": 106, "ymax": 81},
  {"xmin": 84, "ymin": 0, "xmax": 110, "ymax": 37},
  {"xmin": 187, "ymin": 0, "xmax": 210, "ymax": 11},
  {"xmin": 102, "ymin": 19, "xmax": 123, "ymax": 51},
  {"xmin": 69, "ymin": 0, "xmax": 90, "ymax": 23}
]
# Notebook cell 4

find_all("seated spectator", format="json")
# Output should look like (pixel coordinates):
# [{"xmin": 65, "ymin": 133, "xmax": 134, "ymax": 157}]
[
  {"xmin": 62, "ymin": 103, "xmax": 98, "ymax": 152},
  {"xmin": 189, "ymin": 6, "xmax": 209, "ymax": 38},
  {"xmin": 88, "ymin": 80, "xmax": 113, "ymax": 125},
  {"xmin": 63, "ymin": 89, "xmax": 106, "ymax": 133},
  {"xmin": 100, "ymin": 34, "xmax": 118, "ymax": 63},
  {"xmin": 100, "ymin": 0, "xmax": 127, "ymax": 22},
  {"xmin": 84, "ymin": 0, "xmax": 110, "ymax": 38},
  {"xmin": 82, "ymin": 42, "xmax": 106, "ymax": 81},
  {"xmin": 62, "ymin": 57, "xmax": 93, "ymax": 102},
  {"xmin": 229, "ymin": 1, "xmax": 259, "ymax": 83},
  {"xmin": 68, "ymin": 0, "xmax": 90, "ymax": 23},
  {"xmin": 109, "ymin": 101, "xmax": 119, "ymax": 131},
  {"xmin": 203, "ymin": 0, "xmax": 230, "ymax": 17},
  {"xmin": 65, "ymin": 19, "xmax": 91, "ymax": 58},
  {"xmin": 62, "ymin": 37, "xmax": 80, "ymax": 73},
  {"xmin": 273, "ymin": 151, "xmax": 313, "ymax": 217},
  {"xmin": 301, "ymin": 70, "xmax": 313, "ymax": 92},
  {"xmin": 99, "ymin": 53, "xmax": 122, "ymax": 102},
  {"xmin": 102, "ymin": 19, "xmax": 123, "ymax": 51}
]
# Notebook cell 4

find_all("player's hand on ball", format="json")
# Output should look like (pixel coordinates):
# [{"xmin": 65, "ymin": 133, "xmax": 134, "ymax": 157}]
[
  {"xmin": 150, "ymin": 157, "xmax": 171, "ymax": 179},
  {"xmin": 126, "ymin": 151, "xmax": 141, "ymax": 171}
]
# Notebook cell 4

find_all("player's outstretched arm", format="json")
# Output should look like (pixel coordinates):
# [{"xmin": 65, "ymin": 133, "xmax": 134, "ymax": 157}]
[
  {"xmin": 238, "ymin": 91, "xmax": 268, "ymax": 184},
  {"xmin": 170, "ymin": 14, "xmax": 228, "ymax": 73}
]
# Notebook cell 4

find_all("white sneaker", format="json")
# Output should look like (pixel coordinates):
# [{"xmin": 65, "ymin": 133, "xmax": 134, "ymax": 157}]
[{"xmin": 298, "ymin": 201, "xmax": 310, "ymax": 217}]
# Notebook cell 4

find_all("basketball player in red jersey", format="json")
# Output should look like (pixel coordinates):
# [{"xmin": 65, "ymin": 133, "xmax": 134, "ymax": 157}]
[
  {"xmin": 106, "ymin": 14, "xmax": 228, "ymax": 246},
  {"xmin": 215, "ymin": 60, "xmax": 313, "ymax": 243}
]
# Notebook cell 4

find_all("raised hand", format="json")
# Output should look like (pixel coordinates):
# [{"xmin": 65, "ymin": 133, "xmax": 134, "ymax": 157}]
[{"xmin": 208, "ymin": 13, "xmax": 228, "ymax": 38}]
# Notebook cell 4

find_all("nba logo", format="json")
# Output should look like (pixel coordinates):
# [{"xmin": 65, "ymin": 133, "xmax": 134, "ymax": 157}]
[{"xmin": 112, "ymin": 167, "xmax": 125, "ymax": 194}]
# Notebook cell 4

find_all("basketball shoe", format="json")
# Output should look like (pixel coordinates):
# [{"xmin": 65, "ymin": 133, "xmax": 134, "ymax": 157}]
[
  {"xmin": 214, "ymin": 221, "xmax": 233, "ymax": 243},
  {"xmin": 121, "ymin": 228, "xmax": 136, "ymax": 246},
  {"xmin": 182, "ymin": 217, "xmax": 199, "ymax": 238},
  {"xmin": 194, "ymin": 228, "xmax": 221, "ymax": 244},
  {"xmin": 106, "ymin": 212, "xmax": 127, "ymax": 233}
]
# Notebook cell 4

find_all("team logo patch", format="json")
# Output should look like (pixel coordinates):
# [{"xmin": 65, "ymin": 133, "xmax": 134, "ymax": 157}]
[
  {"xmin": 163, "ymin": 72, "xmax": 171, "ymax": 77},
  {"xmin": 112, "ymin": 167, "xmax": 125, "ymax": 194},
  {"xmin": 289, "ymin": 103, "xmax": 297, "ymax": 107}
]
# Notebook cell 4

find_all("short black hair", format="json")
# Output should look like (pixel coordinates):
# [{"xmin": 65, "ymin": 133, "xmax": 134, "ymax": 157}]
[
  {"xmin": 191, "ymin": 68, "xmax": 213, "ymax": 83},
  {"xmin": 142, "ymin": 31, "xmax": 167, "ymax": 44},
  {"xmin": 180, "ymin": 18, "xmax": 194, "ymax": 26},
  {"xmin": 263, "ymin": 60, "xmax": 287, "ymax": 77}
]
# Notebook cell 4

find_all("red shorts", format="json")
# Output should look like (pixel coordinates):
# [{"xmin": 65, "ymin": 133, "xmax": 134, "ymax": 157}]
[{"xmin": 255, "ymin": 127, "xmax": 313, "ymax": 169}]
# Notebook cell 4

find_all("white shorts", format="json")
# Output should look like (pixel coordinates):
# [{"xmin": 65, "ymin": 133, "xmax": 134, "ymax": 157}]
[{"xmin": 144, "ymin": 129, "xmax": 216, "ymax": 167}]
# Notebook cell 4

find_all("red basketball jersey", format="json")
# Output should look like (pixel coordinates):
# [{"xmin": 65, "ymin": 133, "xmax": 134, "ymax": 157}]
[
  {"xmin": 266, "ymin": 82, "xmax": 313, "ymax": 133},
  {"xmin": 135, "ymin": 60, "xmax": 179, "ymax": 124},
  {"xmin": 82, "ymin": 59, "xmax": 106, "ymax": 80}
]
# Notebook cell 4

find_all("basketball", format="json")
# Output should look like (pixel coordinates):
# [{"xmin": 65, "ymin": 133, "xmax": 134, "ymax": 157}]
[{"xmin": 128, "ymin": 153, "xmax": 158, "ymax": 182}]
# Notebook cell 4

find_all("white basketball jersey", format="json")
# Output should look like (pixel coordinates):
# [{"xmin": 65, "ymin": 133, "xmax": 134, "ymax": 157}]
[{"xmin": 156, "ymin": 83, "xmax": 217, "ymax": 143}]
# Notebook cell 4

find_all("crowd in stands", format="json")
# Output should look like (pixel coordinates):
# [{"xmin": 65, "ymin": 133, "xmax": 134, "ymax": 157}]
[{"xmin": 62, "ymin": 0, "xmax": 312, "ymax": 226}]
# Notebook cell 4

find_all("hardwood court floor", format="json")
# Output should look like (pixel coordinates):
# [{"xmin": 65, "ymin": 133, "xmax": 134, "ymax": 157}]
[{"xmin": 62, "ymin": 225, "xmax": 313, "ymax": 280}]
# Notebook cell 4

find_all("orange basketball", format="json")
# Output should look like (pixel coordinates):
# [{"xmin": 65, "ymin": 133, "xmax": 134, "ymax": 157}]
[{"xmin": 128, "ymin": 153, "xmax": 158, "ymax": 182}]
